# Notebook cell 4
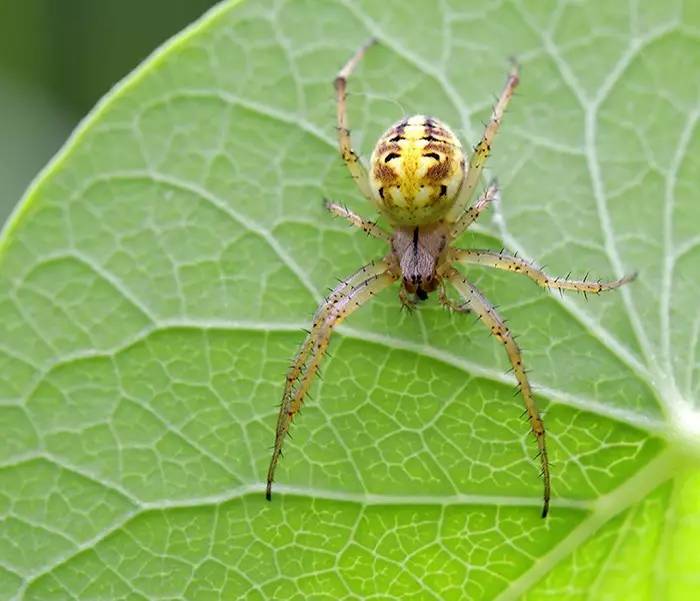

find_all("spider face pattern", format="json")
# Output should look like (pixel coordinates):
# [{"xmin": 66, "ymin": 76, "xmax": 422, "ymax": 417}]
[
  {"xmin": 265, "ymin": 40, "xmax": 635, "ymax": 518},
  {"xmin": 370, "ymin": 115, "xmax": 465, "ymax": 226}
]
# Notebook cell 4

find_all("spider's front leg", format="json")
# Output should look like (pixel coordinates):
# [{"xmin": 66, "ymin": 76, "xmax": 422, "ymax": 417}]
[
  {"xmin": 444, "ymin": 268, "xmax": 551, "ymax": 518},
  {"xmin": 446, "ymin": 63, "xmax": 519, "ymax": 222},
  {"xmin": 266, "ymin": 259, "xmax": 397, "ymax": 500},
  {"xmin": 451, "ymin": 249, "xmax": 637, "ymax": 295}
]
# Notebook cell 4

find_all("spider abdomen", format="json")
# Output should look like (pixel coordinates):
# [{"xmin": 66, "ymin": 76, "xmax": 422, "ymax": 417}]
[{"xmin": 369, "ymin": 115, "xmax": 465, "ymax": 226}]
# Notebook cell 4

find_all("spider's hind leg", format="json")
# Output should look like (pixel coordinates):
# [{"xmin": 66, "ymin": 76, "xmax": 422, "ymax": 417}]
[
  {"xmin": 334, "ymin": 39, "xmax": 377, "ymax": 201},
  {"xmin": 446, "ymin": 62, "xmax": 519, "ymax": 222}
]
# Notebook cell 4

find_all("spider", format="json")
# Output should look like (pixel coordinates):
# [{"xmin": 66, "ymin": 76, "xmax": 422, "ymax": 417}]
[{"xmin": 265, "ymin": 39, "xmax": 635, "ymax": 518}]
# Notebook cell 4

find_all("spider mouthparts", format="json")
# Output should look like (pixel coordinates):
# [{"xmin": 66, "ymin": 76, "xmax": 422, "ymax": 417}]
[{"xmin": 416, "ymin": 287, "xmax": 428, "ymax": 301}]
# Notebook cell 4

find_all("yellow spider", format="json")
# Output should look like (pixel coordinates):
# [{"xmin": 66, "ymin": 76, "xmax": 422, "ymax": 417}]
[{"xmin": 265, "ymin": 40, "xmax": 635, "ymax": 517}]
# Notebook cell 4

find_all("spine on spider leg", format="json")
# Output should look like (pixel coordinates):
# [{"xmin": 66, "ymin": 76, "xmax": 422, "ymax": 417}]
[
  {"xmin": 266, "ymin": 266, "xmax": 393, "ymax": 501},
  {"xmin": 511, "ymin": 352, "xmax": 550, "ymax": 518},
  {"xmin": 487, "ymin": 311, "xmax": 550, "ymax": 517},
  {"xmin": 542, "ymin": 269, "xmax": 637, "ymax": 295},
  {"xmin": 266, "ymin": 347, "xmax": 305, "ymax": 499},
  {"xmin": 266, "ymin": 327, "xmax": 327, "ymax": 499},
  {"xmin": 450, "ymin": 270, "xmax": 551, "ymax": 517},
  {"xmin": 266, "ymin": 295, "xmax": 345, "ymax": 500}
]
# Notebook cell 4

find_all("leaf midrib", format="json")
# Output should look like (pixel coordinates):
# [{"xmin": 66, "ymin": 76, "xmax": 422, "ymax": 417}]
[{"xmin": 495, "ymin": 447, "xmax": 678, "ymax": 600}]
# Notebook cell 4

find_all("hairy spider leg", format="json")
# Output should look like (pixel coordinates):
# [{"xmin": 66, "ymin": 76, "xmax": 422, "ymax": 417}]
[
  {"xmin": 449, "ymin": 181, "xmax": 500, "ymax": 239},
  {"xmin": 444, "ymin": 268, "xmax": 550, "ymax": 517},
  {"xmin": 266, "ymin": 261, "xmax": 397, "ymax": 499},
  {"xmin": 437, "ymin": 282, "xmax": 466, "ymax": 313},
  {"xmin": 398, "ymin": 286, "xmax": 420, "ymax": 312},
  {"xmin": 334, "ymin": 39, "xmax": 377, "ymax": 201},
  {"xmin": 451, "ymin": 249, "xmax": 637, "ymax": 294},
  {"xmin": 324, "ymin": 199, "xmax": 391, "ymax": 241},
  {"xmin": 446, "ymin": 63, "xmax": 519, "ymax": 222}
]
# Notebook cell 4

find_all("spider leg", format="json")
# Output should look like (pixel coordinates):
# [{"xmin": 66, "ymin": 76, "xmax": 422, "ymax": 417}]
[
  {"xmin": 398, "ymin": 287, "xmax": 417, "ymax": 312},
  {"xmin": 451, "ymin": 249, "xmax": 637, "ymax": 294},
  {"xmin": 266, "ymin": 259, "xmax": 397, "ymax": 500},
  {"xmin": 324, "ymin": 199, "xmax": 390, "ymax": 241},
  {"xmin": 445, "ymin": 267, "xmax": 550, "ymax": 518},
  {"xmin": 438, "ymin": 282, "xmax": 469, "ymax": 313},
  {"xmin": 448, "ymin": 181, "xmax": 499, "ymax": 239},
  {"xmin": 446, "ymin": 62, "xmax": 519, "ymax": 222},
  {"xmin": 334, "ymin": 39, "xmax": 377, "ymax": 201}
]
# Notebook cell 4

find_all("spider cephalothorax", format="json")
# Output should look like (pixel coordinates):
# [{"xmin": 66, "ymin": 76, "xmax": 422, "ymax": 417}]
[
  {"xmin": 265, "ymin": 39, "xmax": 635, "ymax": 518},
  {"xmin": 391, "ymin": 222, "xmax": 448, "ymax": 299}
]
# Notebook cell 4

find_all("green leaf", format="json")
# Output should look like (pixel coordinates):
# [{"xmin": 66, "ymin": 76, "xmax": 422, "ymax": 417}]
[{"xmin": 1, "ymin": 0, "xmax": 699, "ymax": 598}]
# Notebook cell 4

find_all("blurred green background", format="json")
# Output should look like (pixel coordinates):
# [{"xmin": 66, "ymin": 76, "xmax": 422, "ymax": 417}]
[{"xmin": 0, "ymin": 0, "xmax": 217, "ymax": 227}]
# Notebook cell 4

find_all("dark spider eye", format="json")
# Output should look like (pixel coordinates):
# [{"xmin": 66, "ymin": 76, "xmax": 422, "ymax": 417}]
[{"xmin": 384, "ymin": 152, "xmax": 401, "ymax": 162}]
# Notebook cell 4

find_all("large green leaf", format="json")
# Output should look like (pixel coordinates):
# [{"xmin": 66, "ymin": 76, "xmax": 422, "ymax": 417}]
[{"xmin": 1, "ymin": 0, "xmax": 699, "ymax": 598}]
